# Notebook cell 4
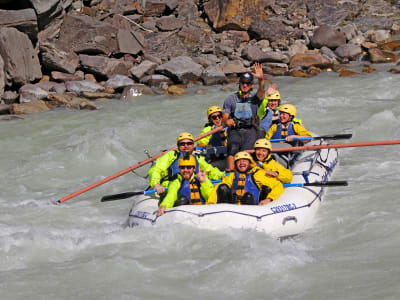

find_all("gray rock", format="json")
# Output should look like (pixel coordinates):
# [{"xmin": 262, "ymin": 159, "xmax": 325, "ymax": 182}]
[
  {"xmin": 29, "ymin": 0, "xmax": 63, "ymax": 29},
  {"xmin": 117, "ymin": 29, "xmax": 144, "ymax": 55},
  {"xmin": 35, "ymin": 81, "xmax": 66, "ymax": 94},
  {"xmin": 140, "ymin": 74, "xmax": 173, "ymax": 87},
  {"xmin": 341, "ymin": 24, "xmax": 358, "ymax": 41},
  {"xmin": 242, "ymin": 46, "xmax": 289, "ymax": 63},
  {"xmin": 79, "ymin": 54, "xmax": 132, "ymax": 79},
  {"xmin": 288, "ymin": 41, "xmax": 308, "ymax": 58},
  {"xmin": 130, "ymin": 60, "xmax": 158, "ymax": 81},
  {"xmin": 335, "ymin": 44, "xmax": 363, "ymax": 60},
  {"xmin": 51, "ymin": 71, "xmax": 82, "ymax": 82},
  {"xmin": 40, "ymin": 42, "xmax": 79, "ymax": 74},
  {"xmin": 216, "ymin": 45, "xmax": 234, "ymax": 56},
  {"xmin": 348, "ymin": 35, "xmax": 366, "ymax": 45},
  {"xmin": 155, "ymin": 56, "xmax": 203, "ymax": 84},
  {"xmin": 143, "ymin": 53, "xmax": 162, "ymax": 65},
  {"xmin": 0, "ymin": 103, "xmax": 10, "ymax": 115},
  {"xmin": 66, "ymin": 80, "xmax": 105, "ymax": 94},
  {"xmin": 193, "ymin": 54, "xmax": 220, "ymax": 68},
  {"xmin": 320, "ymin": 46, "xmax": 339, "ymax": 60},
  {"xmin": 1, "ymin": 91, "xmax": 18, "ymax": 104},
  {"xmin": 156, "ymin": 15, "xmax": 184, "ymax": 31},
  {"xmin": 0, "ymin": 9, "xmax": 38, "ymax": 43},
  {"xmin": 57, "ymin": 14, "xmax": 118, "ymax": 56},
  {"xmin": 0, "ymin": 27, "xmax": 42, "ymax": 86},
  {"xmin": 311, "ymin": 24, "xmax": 346, "ymax": 49},
  {"xmin": 219, "ymin": 61, "xmax": 247, "ymax": 75},
  {"xmin": 19, "ymin": 84, "xmax": 49, "ymax": 103},
  {"xmin": 104, "ymin": 74, "xmax": 134, "ymax": 90},
  {"xmin": 201, "ymin": 65, "xmax": 227, "ymax": 86},
  {"xmin": 120, "ymin": 84, "xmax": 146, "ymax": 99}
]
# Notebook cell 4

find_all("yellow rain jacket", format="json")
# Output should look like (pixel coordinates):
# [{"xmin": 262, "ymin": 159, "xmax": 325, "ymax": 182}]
[
  {"xmin": 148, "ymin": 150, "xmax": 225, "ymax": 188},
  {"xmin": 207, "ymin": 166, "xmax": 284, "ymax": 204},
  {"xmin": 256, "ymin": 155, "xmax": 293, "ymax": 184},
  {"xmin": 160, "ymin": 174, "xmax": 214, "ymax": 209}
]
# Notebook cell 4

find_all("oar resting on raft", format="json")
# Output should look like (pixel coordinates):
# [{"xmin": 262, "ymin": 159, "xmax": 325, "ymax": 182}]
[
  {"xmin": 100, "ymin": 180, "xmax": 348, "ymax": 202},
  {"xmin": 269, "ymin": 133, "xmax": 353, "ymax": 143},
  {"xmin": 57, "ymin": 126, "xmax": 225, "ymax": 203}
]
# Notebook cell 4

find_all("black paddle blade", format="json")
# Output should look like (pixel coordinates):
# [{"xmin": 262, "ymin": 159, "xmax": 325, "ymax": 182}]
[
  {"xmin": 319, "ymin": 134, "xmax": 353, "ymax": 140},
  {"xmin": 101, "ymin": 191, "xmax": 143, "ymax": 202},
  {"xmin": 305, "ymin": 181, "xmax": 348, "ymax": 187}
]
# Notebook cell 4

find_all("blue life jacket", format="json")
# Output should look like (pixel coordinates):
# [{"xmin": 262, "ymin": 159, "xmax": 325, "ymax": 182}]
[
  {"xmin": 178, "ymin": 177, "xmax": 204, "ymax": 204},
  {"xmin": 210, "ymin": 126, "xmax": 228, "ymax": 147},
  {"xmin": 232, "ymin": 171, "xmax": 261, "ymax": 204},
  {"xmin": 260, "ymin": 108, "xmax": 280, "ymax": 132},
  {"xmin": 271, "ymin": 123, "xmax": 296, "ymax": 140},
  {"xmin": 168, "ymin": 152, "xmax": 200, "ymax": 181}
]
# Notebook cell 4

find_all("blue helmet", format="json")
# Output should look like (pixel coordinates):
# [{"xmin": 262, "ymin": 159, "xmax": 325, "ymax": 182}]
[{"xmin": 239, "ymin": 72, "xmax": 254, "ymax": 84}]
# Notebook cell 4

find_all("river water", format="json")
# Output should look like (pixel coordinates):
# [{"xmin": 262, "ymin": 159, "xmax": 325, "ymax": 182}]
[{"xmin": 1, "ymin": 67, "xmax": 400, "ymax": 299}]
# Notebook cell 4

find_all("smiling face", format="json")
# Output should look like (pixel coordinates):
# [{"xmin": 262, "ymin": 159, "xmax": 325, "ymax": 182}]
[
  {"xmin": 268, "ymin": 99, "xmax": 280, "ymax": 110},
  {"xmin": 210, "ymin": 112, "xmax": 223, "ymax": 126},
  {"xmin": 236, "ymin": 158, "xmax": 251, "ymax": 172},
  {"xmin": 239, "ymin": 81, "xmax": 254, "ymax": 96},
  {"xmin": 279, "ymin": 111, "xmax": 291, "ymax": 124},
  {"xmin": 178, "ymin": 139, "xmax": 194, "ymax": 154},
  {"xmin": 255, "ymin": 148, "xmax": 269, "ymax": 161},
  {"xmin": 179, "ymin": 165, "xmax": 195, "ymax": 180}
]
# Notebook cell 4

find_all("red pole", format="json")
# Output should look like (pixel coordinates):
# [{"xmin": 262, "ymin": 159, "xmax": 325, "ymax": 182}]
[
  {"xmin": 272, "ymin": 140, "xmax": 400, "ymax": 153},
  {"xmin": 58, "ymin": 126, "xmax": 224, "ymax": 203}
]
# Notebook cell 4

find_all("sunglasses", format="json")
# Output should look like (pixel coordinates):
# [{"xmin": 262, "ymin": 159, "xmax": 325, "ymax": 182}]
[
  {"xmin": 178, "ymin": 142, "xmax": 194, "ymax": 146},
  {"xmin": 240, "ymin": 81, "xmax": 252, "ymax": 86},
  {"xmin": 179, "ymin": 166, "xmax": 194, "ymax": 170},
  {"xmin": 211, "ymin": 114, "xmax": 222, "ymax": 120}
]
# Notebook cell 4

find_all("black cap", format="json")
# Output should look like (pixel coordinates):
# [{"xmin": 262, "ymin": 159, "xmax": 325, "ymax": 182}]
[{"xmin": 239, "ymin": 72, "xmax": 254, "ymax": 84}]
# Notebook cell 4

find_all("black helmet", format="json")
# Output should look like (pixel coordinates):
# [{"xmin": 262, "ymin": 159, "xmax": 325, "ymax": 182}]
[{"xmin": 239, "ymin": 72, "xmax": 254, "ymax": 84}]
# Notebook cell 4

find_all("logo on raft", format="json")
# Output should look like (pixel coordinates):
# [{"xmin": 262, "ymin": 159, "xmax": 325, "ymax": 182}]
[{"xmin": 270, "ymin": 203, "xmax": 296, "ymax": 213}]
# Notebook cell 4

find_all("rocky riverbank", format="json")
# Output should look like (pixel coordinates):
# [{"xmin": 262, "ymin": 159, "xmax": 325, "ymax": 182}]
[{"xmin": 1, "ymin": 0, "xmax": 400, "ymax": 117}]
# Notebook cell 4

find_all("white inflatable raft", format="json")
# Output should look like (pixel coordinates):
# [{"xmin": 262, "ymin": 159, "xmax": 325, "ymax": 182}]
[{"xmin": 127, "ymin": 140, "xmax": 339, "ymax": 238}]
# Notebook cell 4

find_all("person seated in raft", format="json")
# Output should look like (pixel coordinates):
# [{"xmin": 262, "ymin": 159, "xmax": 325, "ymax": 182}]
[
  {"xmin": 196, "ymin": 105, "xmax": 228, "ymax": 171},
  {"xmin": 157, "ymin": 154, "xmax": 214, "ymax": 216},
  {"xmin": 258, "ymin": 91, "xmax": 303, "ymax": 133},
  {"xmin": 252, "ymin": 138, "xmax": 293, "ymax": 184},
  {"xmin": 148, "ymin": 132, "xmax": 225, "ymax": 198},
  {"xmin": 207, "ymin": 151, "xmax": 284, "ymax": 205},
  {"xmin": 265, "ymin": 104, "xmax": 311, "ymax": 145}
]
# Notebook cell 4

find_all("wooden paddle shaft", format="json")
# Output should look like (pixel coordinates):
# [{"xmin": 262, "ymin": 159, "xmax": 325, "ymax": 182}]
[
  {"xmin": 58, "ymin": 126, "xmax": 224, "ymax": 203},
  {"xmin": 272, "ymin": 140, "xmax": 400, "ymax": 152}
]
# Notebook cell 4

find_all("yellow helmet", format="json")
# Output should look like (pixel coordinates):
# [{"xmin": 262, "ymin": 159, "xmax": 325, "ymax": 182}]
[
  {"xmin": 254, "ymin": 139, "xmax": 272, "ymax": 151},
  {"xmin": 207, "ymin": 106, "xmax": 223, "ymax": 118},
  {"xmin": 234, "ymin": 151, "xmax": 253, "ymax": 162},
  {"xmin": 279, "ymin": 104, "xmax": 297, "ymax": 118},
  {"xmin": 177, "ymin": 132, "xmax": 194, "ymax": 144},
  {"xmin": 178, "ymin": 154, "xmax": 196, "ymax": 167},
  {"xmin": 268, "ymin": 91, "xmax": 281, "ymax": 100}
]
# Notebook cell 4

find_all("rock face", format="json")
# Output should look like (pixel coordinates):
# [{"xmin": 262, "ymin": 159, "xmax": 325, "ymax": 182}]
[
  {"xmin": 0, "ymin": 0, "xmax": 400, "ymax": 115},
  {"xmin": 0, "ymin": 27, "xmax": 42, "ymax": 86}
]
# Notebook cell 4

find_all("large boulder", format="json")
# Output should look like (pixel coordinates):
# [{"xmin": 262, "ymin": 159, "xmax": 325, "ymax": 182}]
[
  {"xmin": 155, "ymin": 56, "xmax": 203, "ymax": 84},
  {"xmin": 129, "ymin": 60, "xmax": 158, "ymax": 82},
  {"xmin": 28, "ymin": 0, "xmax": 63, "ymax": 30},
  {"xmin": 335, "ymin": 44, "xmax": 363, "ymax": 60},
  {"xmin": 241, "ymin": 46, "xmax": 289, "ymax": 64},
  {"xmin": 0, "ymin": 27, "xmax": 42, "ymax": 86},
  {"xmin": 56, "ymin": 14, "xmax": 119, "ymax": 56},
  {"xmin": 0, "ymin": 9, "xmax": 38, "ymax": 43},
  {"xmin": 104, "ymin": 74, "xmax": 134, "ymax": 90},
  {"xmin": 289, "ymin": 53, "xmax": 333, "ymax": 69},
  {"xmin": 248, "ymin": 19, "xmax": 291, "ymax": 42},
  {"xmin": 40, "ymin": 42, "xmax": 79, "ymax": 74},
  {"xmin": 65, "ymin": 80, "xmax": 104, "ymax": 94},
  {"xmin": 311, "ymin": 25, "xmax": 346, "ymax": 49},
  {"xmin": 117, "ymin": 29, "xmax": 144, "ymax": 56},
  {"xmin": 203, "ymin": 0, "xmax": 267, "ymax": 32},
  {"xmin": 201, "ymin": 65, "xmax": 228, "ymax": 86},
  {"xmin": 79, "ymin": 54, "xmax": 132, "ymax": 79},
  {"xmin": 10, "ymin": 100, "xmax": 50, "ymax": 114},
  {"xmin": 19, "ymin": 84, "xmax": 49, "ymax": 103}
]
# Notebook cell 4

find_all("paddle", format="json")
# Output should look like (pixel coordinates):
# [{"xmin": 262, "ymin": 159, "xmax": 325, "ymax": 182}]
[
  {"xmin": 100, "ymin": 180, "xmax": 348, "ymax": 202},
  {"xmin": 271, "ymin": 139, "xmax": 400, "ymax": 153},
  {"xmin": 269, "ymin": 133, "xmax": 352, "ymax": 143},
  {"xmin": 57, "ymin": 126, "xmax": 224, "ymax": 203}
]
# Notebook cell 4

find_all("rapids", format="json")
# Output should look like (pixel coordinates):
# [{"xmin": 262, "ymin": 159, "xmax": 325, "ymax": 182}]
[{"xmin": 1, "ymin": 68, "xmax": 400, "ymax": 299}]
